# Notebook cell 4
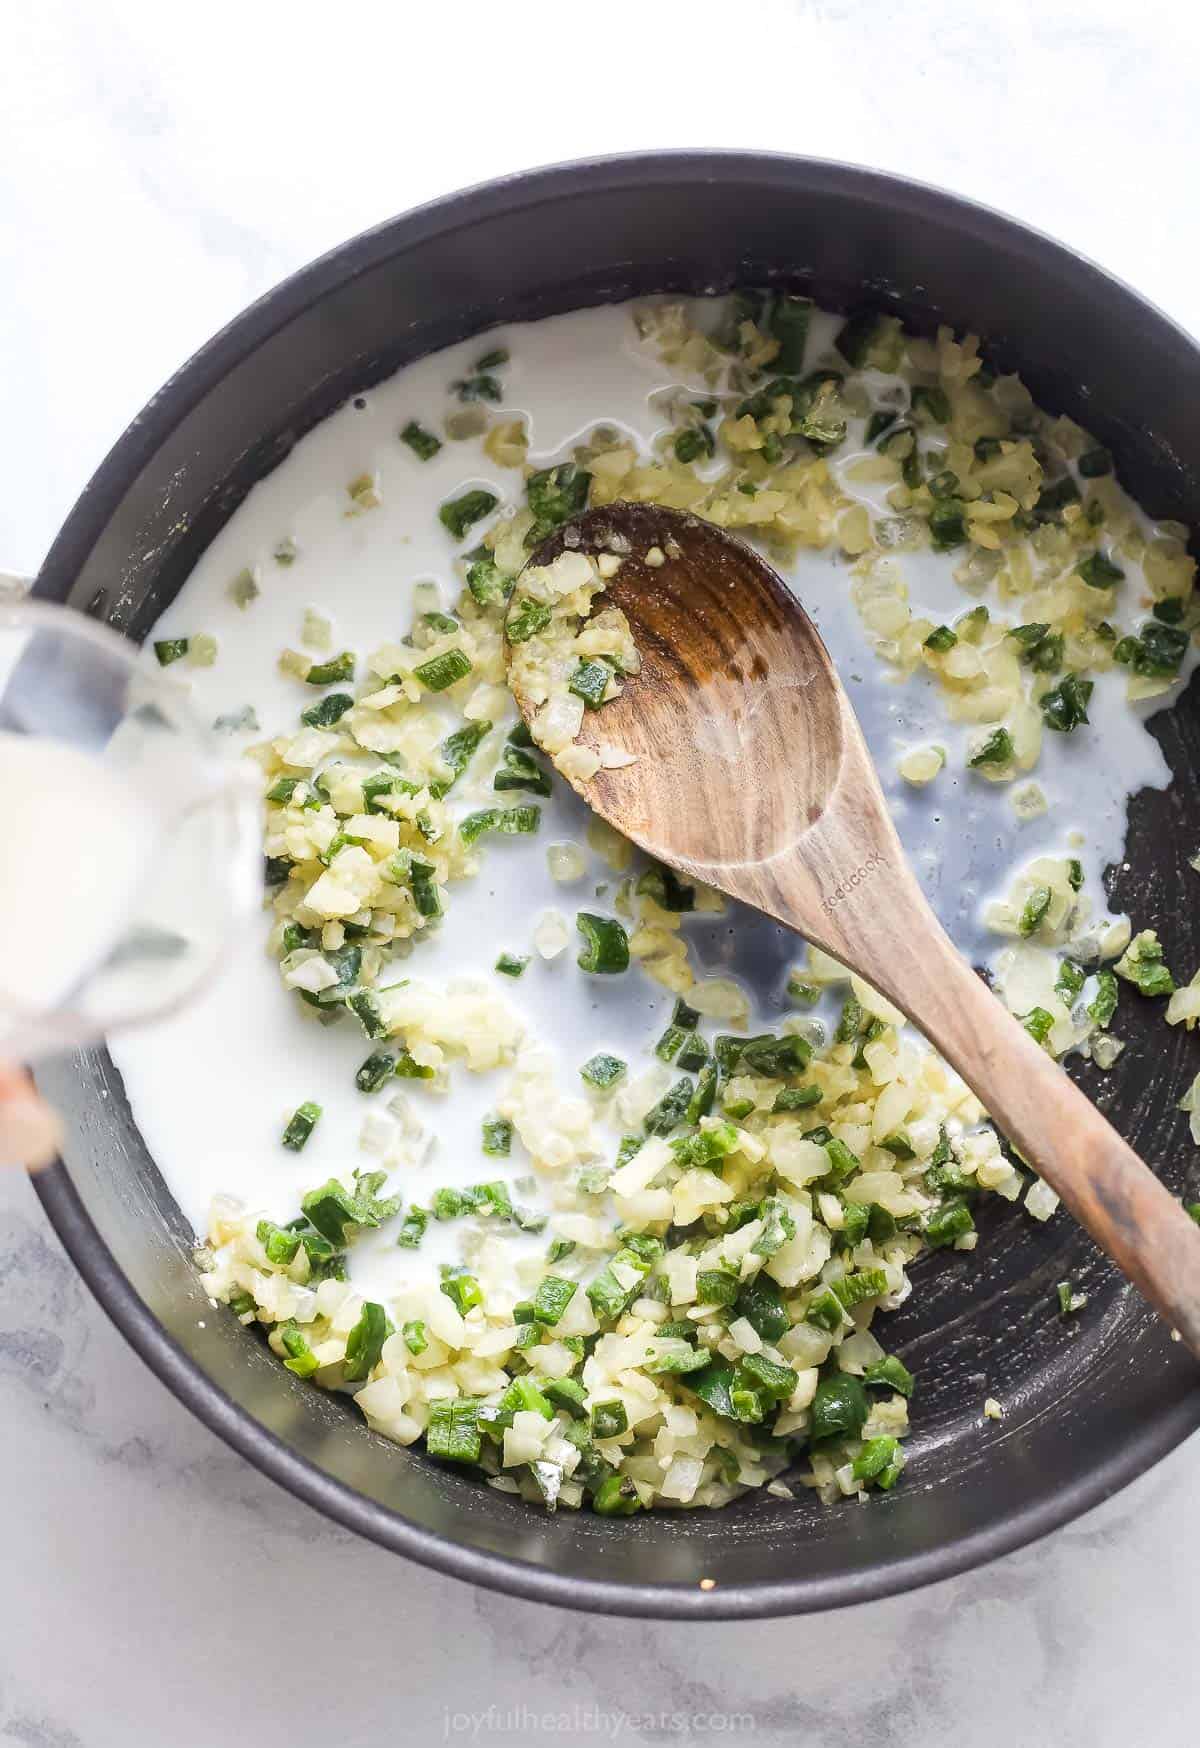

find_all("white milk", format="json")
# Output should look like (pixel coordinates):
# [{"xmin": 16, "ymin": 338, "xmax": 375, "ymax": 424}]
[
  {"xmin": 108, "ymin": 299, "xmax": 1184, "ymax": 1294},
  {"xmin": 0, "ymin": 732, "xmax": 155, "ymax": 1027}
]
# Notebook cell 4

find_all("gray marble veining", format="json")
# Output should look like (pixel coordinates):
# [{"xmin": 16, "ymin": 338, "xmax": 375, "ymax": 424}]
[{"xmin": 2, "ymin": 1, "xmax": 1199, "ymax": 1742}]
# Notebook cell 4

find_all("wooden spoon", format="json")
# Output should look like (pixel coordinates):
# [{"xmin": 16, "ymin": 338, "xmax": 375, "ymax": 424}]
[{"xmin": 509, "ymin": 501, "xmax": 1200, "ymax": 1357}]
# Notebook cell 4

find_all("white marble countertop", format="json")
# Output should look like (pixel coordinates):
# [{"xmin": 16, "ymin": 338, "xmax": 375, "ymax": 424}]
[{"xmin": 3, "ymin": 1, "xmax": 1198, "ymax": 1741}]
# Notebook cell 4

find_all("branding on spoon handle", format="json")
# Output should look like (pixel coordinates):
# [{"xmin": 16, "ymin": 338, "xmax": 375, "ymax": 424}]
[{"xmin": 822, "ymin": 850, "xmax": 889, "ymax": 916}]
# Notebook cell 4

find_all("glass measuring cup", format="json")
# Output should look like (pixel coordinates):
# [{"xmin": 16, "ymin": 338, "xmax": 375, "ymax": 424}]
[{"xmin": 0, "ymin": 599, "xmax": 261, "ymax": 1060}]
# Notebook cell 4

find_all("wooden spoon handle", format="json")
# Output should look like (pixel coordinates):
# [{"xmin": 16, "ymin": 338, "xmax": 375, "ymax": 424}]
[
  {"xmin": 746, "ymin": 692, "xmax": 1200, "ymax": 1356},
  {"xmin": 857, "ymin": 893, "xmax": 1200, "ymax": 1355}
]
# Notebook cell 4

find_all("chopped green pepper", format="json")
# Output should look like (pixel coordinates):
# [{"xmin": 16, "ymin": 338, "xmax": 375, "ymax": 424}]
[
  {"xmin": 674, "ymin": 425, "xmax": 715, "ymax": 465},
  {"xmin": 671, "ymin": 1121, "xmax": 740, "ymax": 1168},
  {"xmin": 1023, "ymin": 1006, "xmax": 1056, "ymax": 1044},
  {"xmin": 879, "ymin": 1132, "xmax": 915, "ymax": 1160},
  {"xmin": 1114, "ymin": 620, "xmax": 1189, "ymax": 679},
  {"xmin": 400, "ymin": 420, "xmax": 441, "ymax": 460},
  {"xmin": 398, "ymin": 855, "xmax": 441, "ymax": 919},
  {"xmin": 810, "ymin": 1373, "xmax": 869, "ymax": 1441},
  {"xmin": 525, "ymin": 463, "xmax": 591, "ymax": 535},
  {"xmin": 740, "ymin": 1352, "xmax": 797, "ymax": 1401},
  {"xmin": 460, "ymin": 808, "xmax": 500, "ymax": 846},
  {"xmin": 481, "ymin": 1117, "xmax": 513, "ymax": 1157},
  {"xmin": 300, "ymin": 692, "xmax": 354, "ymax": 728},
  {"xmin": 677, "ymin": 1033, "xmax": 709, "ymax": 1074},
  {"xmin": 752, "ymin": 1196, "xmax": 797, "ymax": 1258},
  {"xmin": 505, "ymin": 598, "xmax": 553, "ymax": 643},
  {"xmin": 1088, "ymin": 969, "xmax": 1118, "ymax": 1027},
  {"xmin": 346, "ymin": 990, "xmax": 386, "ymax": 1039},
  {"xmin": 397, "ymin": 1206, "xmax": 428, "ymax": 1250},
  {"xmin": 590, "ymin": 1400, "xmax": 628, "ymax": 1440},
  {"xmin": 786, "ymin": 974, "xmax": 820, "ymax": 1007},
  {"xmin": 576, "ymin": 912, "xmax": 630, "ymax": 974},
  {"xmin": 355, "ymin": 1049, "xmax": 395, "ymax": 1093},
  {"xmin": 773, "ymin": 1084, "xmax": 822, "ymax": 1112},
  {"xmin": 1115, "ymin": 932, "xmax": 1176, "ymax": 997},
  {"xmin": 279, "ymin": 1321, "xmax": 320, "ymax": 1378},
  {"xmin": 853, "ymin": 1435, "xmax": 900, "ymax": 1482},
  {"xmin": 439, "ymin": 1270, "xmax": 483, "ymax": 1316},
  {"xmin": 256, "ymin": 1220, "xmax": 301, "ymax": 1266},
  {"xmin": 1041, "ymin": 673, "xmax": 1093, "ymax": 733},
  {"xmin": 581, "ymin": 1052, "xmax": 627, "ymax": 1089},
  {"xmin": 1035, "ymin": 475, "xmax": 1081, "ymax": 519},
  {"xmin": 643, "ymin": 1078, "xmax": 694, "ymax": 1137},
  {"xmin": 494, "ymin": 745, "xmax": 552, "ymax": 796},
  {"xmin": 832, "ymin": 1268, "xmax": 889, "ymax": 1309},
  {"xmin": 863, "ymin": 1354, "xmax": 915, "ymax": 1396},
  {"xmin": 740, "ymin": 1033, "xmax": 812, "ymax": 1077},
  {"xmin": 591, "ymin": 1474, "xmax": 642, "ymax": 1515},
  {"xmin": 421, "ymin": 611, "xmax": 460, "ymax": 637},
  {"xmin": 465, "ymin": 554, "xmax": 513, "ymax": 607},
  {"xmin": 769, "ymin": 295, "xmax": 812, "ymax": 372},
  {"xmin": 1009, "ymin": 622, "xmax": 1064, "ymax": 673},
  {"xmin": 819, "ymin": 1135, "xmax": 861, "ymax": 1184},
  {"xmin": 533, "ymin": 1275, "xmax": 577, "ymax": 1326},
  {"xmin": 1056, "ymin": 959, "xmax": 1086, "ymax": 1003},
  {"xmin": 928, "ymin": 498, "xmax": 968, "ymax": 551},
  {"xmin": 414, "ymin": 648, "xmax": 472, "ymax": 692},
  {"xmin": 924, "ymin": 625, "xmax": 957, "ymax": 653},
  {"xmin": 1076, "ymin": 551, "xmax": 1124, "ymax": 589},
  {"xmin": 426, "ymin": 1397, "xmax": 482, "ymax": 1463},
  {"xmin": 696, "ymin": 1268, "xmax": 740, "ymax": 1308},
  {"xmin": 636, "ymin": 863, "xmax": 695, "ymax": 912},
  {"xmin": 925, "ymin": 1196, "xmax": 975, "ymax": 1248},
  {"xmin": 282, "ymin": 1101, "xmax": 321, "ymax": 1151},
  {"xmin": 305, "ymin": 650, "xmax": 356, "ymax": 686},
  {"xmin": 393, "ymin": 1049, "xmax": 435, "ymax": 1081},
  {"xmin": 808, "ymin": 1291, "xmax": 849, "ymax": 1335},
  {"xmin": 302, "ymin": 1170, "xmax": 400, "ymax": 1244},
  {"xmin": 1020, "ymin": 886, "xmax": 1053, "ymax": 936},
  {"xmin": 343, "ymin": 1301, "xmax": 391, "ymax": 1382},
  {"xmin": 586, "ymin": 1248, "xmax": 650, "ymax": 1322},
  {"xmin": 836, "ymin": 1201, "xmax": 871, "ymax": 1250},
  {"xmin": 687, "ymin": 1064, "xmax": 718, "ymax": 1124},
  {"xmin": 1077, "ymin": 446, "xmax": 1112, "ymax": 477},
  {"xmin": 568, "ymin": 659, "xmax": 613, "ymax": 708},
  {"xmin": 543, "ymin": 1377, "xmax": 588, "ymax": 1419},
  {"xmin": 835, "ymin": 311, "xmax": 901, "ymax": 370},
  {"xmin": 439, "ymin": 489, "xmax": 498, "ymax": 540},
  {"xmin": 734, "ymin": 1275, "xmax": 789, "ymax": 1342},
  {"xmin": 453, "ymin": 372, "xmax": 502, "ymax": 404},
  {"xmin": 968, "ymin": 727, "xmax": 1015, "ymax": 768}
]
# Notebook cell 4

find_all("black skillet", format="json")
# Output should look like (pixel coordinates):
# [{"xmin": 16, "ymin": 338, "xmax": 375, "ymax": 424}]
[{"xmin": 30, "ymin": 152, "xmax": 1200, "ymax": 1618}]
